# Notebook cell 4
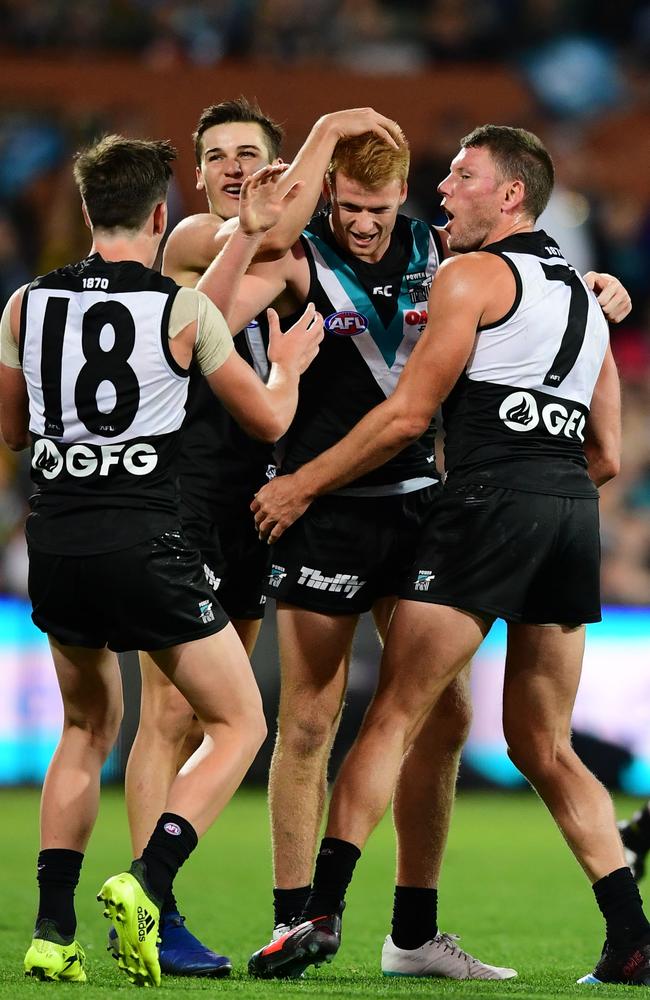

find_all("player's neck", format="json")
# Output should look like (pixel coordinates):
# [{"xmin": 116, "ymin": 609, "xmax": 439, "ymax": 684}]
[
  {"xmin": 479, "ymin": 217, "xmax": 535, "ymax": 249},
  {"xmin": 90, "ymin": 231, "xmax": 159, "ymax": 268}
]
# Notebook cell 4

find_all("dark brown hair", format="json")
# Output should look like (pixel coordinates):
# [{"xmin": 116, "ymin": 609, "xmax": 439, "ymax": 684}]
[
  {"xmin": 193, "ymin": 97, "xmax": 283, "ymax": 165},
  {"xmin": 460, "ymin": 125, "xmax": 555, "ymax": 220},
  {"xmin": 73, "ymin": 134, "xmax": 176, "ymax": 231}
]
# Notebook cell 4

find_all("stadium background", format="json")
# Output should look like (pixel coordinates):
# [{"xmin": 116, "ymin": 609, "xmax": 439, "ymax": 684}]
[{"xmin": 1, "ymin": 0, "xmax": 649, "ymax": 796}]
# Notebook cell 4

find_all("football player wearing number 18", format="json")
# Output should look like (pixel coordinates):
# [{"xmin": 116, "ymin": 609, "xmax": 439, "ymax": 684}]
[
  {"xmin": 250, "ymin": 126, "xmax": 650, "ymax": 987},
  {"xmin": 0, "ymin": 134, "xmax": 322, "ymax": 987}
]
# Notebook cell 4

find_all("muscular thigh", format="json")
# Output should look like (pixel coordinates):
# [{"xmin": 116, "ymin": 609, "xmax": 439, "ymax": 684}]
[{"xmin": 276, "ymin": 603, "xmax": 358, "ymax": 699}]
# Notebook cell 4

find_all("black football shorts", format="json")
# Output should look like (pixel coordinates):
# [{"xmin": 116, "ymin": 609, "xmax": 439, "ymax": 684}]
[
  {"xmin": 400, "ymin": 483, "xmax": 601, "ymax": 625},
  {"xmin": 28, "ymin": 528, "xmax": 229, "ymax": 652},
  {"xmin": 263, "ymin": 486, "xmax": 439, "ymax": 614},
  {"xmin": 180, "ymin": 497, "xmax": 268, "ymax": 621}
]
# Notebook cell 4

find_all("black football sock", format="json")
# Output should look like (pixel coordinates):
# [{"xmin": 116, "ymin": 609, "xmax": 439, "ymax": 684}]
[
  {"xmin": 273, "ymin": 886, "xmax": 312, "ymax": 927},
  {"xmin": 624, "ymin": 805, "xmax": 650, "ymax": 852},
  {"xmin": 303, "ymin": 837, "xmax": 361, "ymax": 918},
  {"xmin": 36, "ymin": 848, "xmax": 84, "ymax": 941},
  {"xmin": 593, "ymin": 867, "xmax": 650, "ymax": 948},
  {"xmin": 391, "ymin": 886, "xmax": 439, "ymax": 950},
  {"xmin": 135, "ymin": 813, "xmax": 198, "ymax": 907},
  {"xmin": 161, "ymin": 886, "xmax": 179, "ymax": 917}
]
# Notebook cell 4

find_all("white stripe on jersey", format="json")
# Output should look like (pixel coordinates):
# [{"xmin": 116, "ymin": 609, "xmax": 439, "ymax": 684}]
[
  {"xmin": 23, "ymin": 288, "xmax": 189, "ymax": 443},
  {"xmin": 466, "ymin": 251, "xmax": 608, "ymax": 407},
  {"xmin": 244, "ymin": 321, "xmax": 270, "ymax": 380},
  {"xmin": 306, "ymin": 230, "xmax": 441, "ymax": 399}
]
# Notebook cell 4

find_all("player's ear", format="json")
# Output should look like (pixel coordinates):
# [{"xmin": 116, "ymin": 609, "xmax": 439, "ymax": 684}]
[
  {"xmin": 503, "ymin": 179, "xmax": 525, "ymax": 212},
  {"xmin": 196, "ymin": 166, "xmax": 205, "ymax": 192},
  {"xmin": 323, "ymin": 174, "xmax": 333, "ymax": 204},
  {"xmin": 399, "ymin": 181, "xmax": 408, "ymax": 206},
  {"xmin": 81, "ymin": 201, "xmax": 92, "ymax": 231},
  {"xmin": 153, "ymin": 201, "xmax": 167, "ymax": 237}
]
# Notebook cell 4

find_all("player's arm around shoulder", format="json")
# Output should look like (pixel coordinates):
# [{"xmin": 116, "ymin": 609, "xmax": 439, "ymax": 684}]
[
  {"xmin": 387, "ymin": 251, "xmax": 513, "ymax": 435},
  {"xmin": 583, "ymin": 271, "xmax": 631, "ymax": 325},
  {"xmin": 0, "ymin": 286, "xmax": 29, "ymax": 450},
  {"xmin": 162, "ymin": 213, "xmax": 226, "ymax": 287},
  {"xmin": 282, "ymin": 254, "xmax": 504, "ymax": 503}
]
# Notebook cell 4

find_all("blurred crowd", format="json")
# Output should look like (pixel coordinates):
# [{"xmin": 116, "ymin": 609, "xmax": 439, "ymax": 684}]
[
  {"xmin": 1, "ymin": 0, "xmax": 649, "ymax": 74},
  {"xmin": 1, "ymin": 0, "xmax": 649, "ymax": 605}
]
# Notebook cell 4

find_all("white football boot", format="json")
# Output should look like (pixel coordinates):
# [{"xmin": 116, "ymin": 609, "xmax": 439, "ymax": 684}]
[{"xmin": 382, "ymin": 931, "xmax": 518, "ymax": 979}]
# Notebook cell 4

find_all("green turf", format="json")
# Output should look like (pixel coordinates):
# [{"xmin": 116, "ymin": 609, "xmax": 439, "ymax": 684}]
[{"xmin": 0, "ymin": 787, "xmax": 643, "ymax": 996}]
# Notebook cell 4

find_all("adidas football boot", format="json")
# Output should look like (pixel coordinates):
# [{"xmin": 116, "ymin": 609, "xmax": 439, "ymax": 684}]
[{"xmin": 98, "ymin": 870, "xmax": 161, "ymax": 987}]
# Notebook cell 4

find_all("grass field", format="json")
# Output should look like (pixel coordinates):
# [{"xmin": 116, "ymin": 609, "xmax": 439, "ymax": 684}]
[{"xmin": 0, "ymin": 787, "xmax": 642, "ymax": 997}]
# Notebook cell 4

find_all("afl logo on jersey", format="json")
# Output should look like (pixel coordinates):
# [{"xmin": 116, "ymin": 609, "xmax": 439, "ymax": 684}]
[
  {"xmin": 324, "ymin": 311, "xmax": 368, "ymax": 337},
  {"xmin": 499, "ymin": 392, "xmax": 540, "ymax": 432}
]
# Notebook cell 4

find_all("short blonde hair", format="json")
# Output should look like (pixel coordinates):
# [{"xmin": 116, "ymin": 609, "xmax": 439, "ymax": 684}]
[{"xmin": 326, "ymin": 131, "xmax": 409, "ymax": 190}]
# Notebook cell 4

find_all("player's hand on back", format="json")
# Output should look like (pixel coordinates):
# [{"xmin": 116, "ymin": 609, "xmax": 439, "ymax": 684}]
[
  {"xmin": 238, "ymin": 164, "xmax": 304, "ymax": 236},
  {"xmin": 267, "ymin": 303, "xmax": 323, "ymax": 375},
  {"xmin": 317, "ymin": 108, "xmax": 403, "ymax": 149},
  {"xmin": 584, "ymin": 271, "xmax": 631, "ymax": 324}
]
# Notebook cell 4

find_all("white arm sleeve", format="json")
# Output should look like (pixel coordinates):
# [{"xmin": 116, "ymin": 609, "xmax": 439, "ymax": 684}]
[
  {"xmin": 168, "ymin": 287, "xmax": 234, "ymax": 376},
  {"xmin": 0, "ymin": 300, "xmax": 21, "ymax": 368}
]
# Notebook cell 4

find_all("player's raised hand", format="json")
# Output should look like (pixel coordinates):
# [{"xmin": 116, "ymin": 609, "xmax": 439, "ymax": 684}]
[
  {"xmin": 318, "ymin": 108, "xmax": 404, "ymax": 149},
  {"xmin": 267, "ymin": 303, "xmax": 323, "ymax": 375},
  {"xmin": 238, "ymin": 164, "xmax": 304, "ymax": 236},
  {"xmin": 584, "ymin": 271, "xmax": 632, "ymax": 324}
]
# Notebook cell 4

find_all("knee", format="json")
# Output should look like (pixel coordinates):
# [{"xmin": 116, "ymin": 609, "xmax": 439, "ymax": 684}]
[
  {"xmin": 277, "ymin": 709, "xmax": 339, "ymax": 761},
  {"xmin": 231, "ymin": 703, "xmax": 267, "ymax": 765},
  {"xmin": 140, "ymin": 686, "xmax": 195, "ymax": 746},
  {"xmin": 505, "ymin": 729, "xmax": 573, "ymax": 783},
  {"xmin": 417, "ymin": 681, "xmax": 473, "ymax": 758},
  {"xmin": 64, "ymin": 702, "xmax": 123, "ymax": 761},
  {"xmin": 439, "ymin": 688, "xmax": 473, "ymax": 752},
  {"xmin": 249, "ymin": 706, "xmax": 268, "ymax": 756}
]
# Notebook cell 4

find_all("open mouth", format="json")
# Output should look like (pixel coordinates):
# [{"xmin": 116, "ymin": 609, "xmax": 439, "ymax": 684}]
[
  {"xmin": 222, "ymin": 184, "xmax": 242, "ymax": 198},
  {"xmin": 443, "ymin": 208, "xmax": 455, "ymax": 229},
  {"xmin": 349, "ymin": 232, "xmax": 376, "ymax": 246}
]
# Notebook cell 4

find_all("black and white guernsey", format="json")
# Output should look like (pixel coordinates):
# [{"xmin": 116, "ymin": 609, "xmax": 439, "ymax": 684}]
[
  {"xmin": 442, "ymin": 231, "xmax": 609, "ymax": 497},
  {"xmin": 21, "ymin": 253, "xmax": 189, "ymax": 553}
]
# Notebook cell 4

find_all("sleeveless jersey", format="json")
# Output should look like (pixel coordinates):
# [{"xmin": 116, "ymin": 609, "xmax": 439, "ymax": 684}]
[
  {"xmin": 21, "ymin": 253, "xmax": 189, "ymax": 554},
  {"xmin": 280, "ymin": 211, "xmax": 444, "ymax": 493},
  {"xmin": 179, "ymin": 314, "xmax": 275, "ymax": 513},
  {"xmin": 442, "ymin": 231, "xmax": 609, "ymax": 497}
]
